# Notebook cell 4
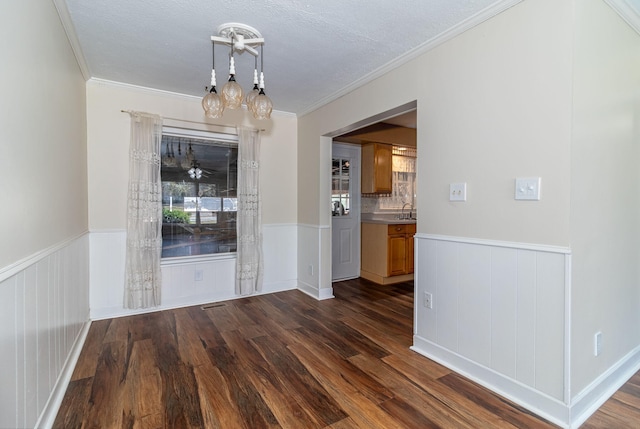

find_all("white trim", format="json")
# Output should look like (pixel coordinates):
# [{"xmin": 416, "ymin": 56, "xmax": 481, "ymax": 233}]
[
  {"xmin": 162, "ymin": 126, "xmax": 238, "ymax": 142},
  {"xmin": 563, "ymin": 254, "xmax": 572, "ymax": 405},
  {"xmin": 35, "ymin": 318, "xmax": 92, "ymax": 429},
  {"xmin": 89, "ymin": 228, "xmax": 126, "ymax": 234},
  {"xmin": 263, "ymin": 222, "xmax": 299, "ymax": 229},
  {"xmin": 411, "ymin": 336, "xmax": 571, "ymax": 428},
  {"xmin": 318, "ymin": 287, "xmax": 335, "ymax": 300},
  {"xmin": 88, "ymin": 78, "xmax": 297, "ymax": 118},
  {"xmin": 161, "ymin": 252, "xmax": 236, "ymax": 267},
  {"xmin": 0, "ymin": 231, "xmax": 88, "ymax": 283},
  {"xmin": 52, "ymin": 0, "xmax": 91, "ymax": 80},
  {"xmin": 326, "ymin": 102, "xmax": 417, "ymax": 138},
  {"xmin": 297, "ymin": 280, "xmax": 334, "ymax": 301},
  {"xmin": 416, "ymin": 233, "xmax": 571, "ymax": 254},
  {"xmin": 298, "ymin": 0, "xmax": 523, "ymax": 116},
  {"xmin": 91, "ymin": 278, "xmax": 298, "ymax": 321},
  {"xmin": 568, "ymin": 345, "xmax": 640, "ymax": 428},
  {"xmin": 604, "ymin": 0, "xmax": 640, "ymax": 35},
  {"xmin": 298, "ymin": 223, "xmax": 331, "ymax": 230}
]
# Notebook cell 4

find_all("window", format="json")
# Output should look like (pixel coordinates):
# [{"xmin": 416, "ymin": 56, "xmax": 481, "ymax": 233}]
[
  {"xmin": 161, "ymin": 128, "xmax": 238, "ymax": 258},
  {"xmin": 331, "ymin": 158, "xmax": 350, "ymax": 216}
]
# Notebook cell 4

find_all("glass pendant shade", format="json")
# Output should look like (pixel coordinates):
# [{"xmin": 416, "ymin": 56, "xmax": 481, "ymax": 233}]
[
  {"xmin": 221, "ymin": 76, "xmax": 244, "ymax": 109},
  {"xmin": 202, "ymin": 88, "xmax": 224, "ymax": 118},
  {"xmin": 245, "ymin": 84, "xmax": 260, "ymax": 113},
  {"xmin": 253, "ymin": 89, "xmax": 273, "ymax": 120}
]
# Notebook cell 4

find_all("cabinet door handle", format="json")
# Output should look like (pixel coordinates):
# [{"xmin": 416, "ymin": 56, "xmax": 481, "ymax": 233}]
[{"xmin": 395, "ymin": 227, "xmax": 402, "ymax": 232}]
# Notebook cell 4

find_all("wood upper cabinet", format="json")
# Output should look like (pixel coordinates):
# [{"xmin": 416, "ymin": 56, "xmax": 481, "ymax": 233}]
[{"xmin": 361, "ymin": 143, "xmax": 392, "ymax": 194}]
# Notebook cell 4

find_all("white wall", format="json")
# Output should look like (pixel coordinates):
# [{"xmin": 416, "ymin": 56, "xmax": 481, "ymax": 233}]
[
  {"xmin": 298, "ymin": 0, "xmax": 573, "ymax": 296},
  {"xmin": 570, "ymin": 0, "xmax": 640, "ymax": 397},
  {"xmin": 297, "ymin": 0, "xmax": 640, "ymax": 426},
  {"xmin": 90, "ymin": 224, "xmax": 297, "ymax": 319},
  {"xmin": 0, "ymin": 1, "xmax": 88, "ymax": 268},
  {"xmin": 87, "ymin": 79, "xmax": 297, "ymax": 229},
  {"xmin": 86, "ymin": 80, "xmax": 299, "ymax": 318},
  {"xmin": 299, "ymin": 0, "xmax": 572, "ymax": 245},
  {"xmin": 0, "ymin": 1, "xmax": 90, "ymax": 427}
]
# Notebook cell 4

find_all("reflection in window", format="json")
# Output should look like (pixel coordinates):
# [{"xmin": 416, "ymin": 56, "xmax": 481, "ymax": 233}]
[
  {"xmin": 331, "ymin": 157, "xmax": 350, "ymax": 216},
  {"xmin": 161, "ymin": 130, "xmax": 238, "ymax": 258}
]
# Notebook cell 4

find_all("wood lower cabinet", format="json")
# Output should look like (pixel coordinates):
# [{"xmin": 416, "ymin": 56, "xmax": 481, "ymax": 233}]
[{"xmin": 361, "ymin": 222, "xmax": 416, "ymax": 284}]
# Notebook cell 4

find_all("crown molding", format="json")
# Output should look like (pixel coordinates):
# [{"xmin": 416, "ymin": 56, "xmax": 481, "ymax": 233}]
[
  {"xmin": 297, "ymin": 0, "xmax": 523, "ymax": 117},
  {"xmin": 603, "ymin": 0, "xmax": 640, "ymax": 34},
  {"xmin": 88, "ymin": 78, "xmax": 297, "ymax": 118},
  {"xmin": 52, "ymin": 0, "xmax": 91, "ymax": 80}
]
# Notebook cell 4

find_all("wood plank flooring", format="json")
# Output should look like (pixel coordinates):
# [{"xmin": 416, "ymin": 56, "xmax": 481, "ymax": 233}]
[{"xmin": 54, "ymin": 278, "xmax": 640, "ymax": 428}]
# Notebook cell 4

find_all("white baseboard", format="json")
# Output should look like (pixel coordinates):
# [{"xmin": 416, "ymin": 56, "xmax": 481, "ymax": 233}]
[
  {"xmin": 568, "ymin": 345, "xmax": 640, "ymax": 428},
  {"xmin": 412, "ymin": 335, "xmax": 570, "ymax": 428},
  {"xmin": 412, "ymin": 335, "xmax": 640, "ymax": 429},
  {"xmin": 35, "ymin": 318, "xmax": 92, "ymax": 429},
  {"xmin": 297, "ymin": 280, "xmax": 334, "ymax": 300},
  {"xmin": 92, "ymin": 279, "xmax": 299, "ymax": 320}
]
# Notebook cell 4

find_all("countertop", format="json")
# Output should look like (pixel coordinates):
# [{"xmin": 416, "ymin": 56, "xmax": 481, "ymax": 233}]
[{"xmin": 361, "ymin": 217, "xmax": 416, "ymax": 225}]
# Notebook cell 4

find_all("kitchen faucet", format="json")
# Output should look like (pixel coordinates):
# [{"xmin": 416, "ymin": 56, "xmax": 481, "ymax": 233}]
[{"xmin": 401, "ymin": 203, "xmax": 413, "ymax": 220}]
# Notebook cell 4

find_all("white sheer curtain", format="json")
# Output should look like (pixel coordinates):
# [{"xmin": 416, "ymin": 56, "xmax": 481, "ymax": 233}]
[
  {"xmin": 124, "ymin": 111, "xmax": 163, "ymax": 309},
  {"xmin": 236, "ymin": 126, "xmax": 263, "ymax": 295}
]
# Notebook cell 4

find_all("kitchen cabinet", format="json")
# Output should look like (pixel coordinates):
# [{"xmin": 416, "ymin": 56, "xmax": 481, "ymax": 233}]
[
  {"xmin": 361, "ymin": 143, "xmax": 392, "ymax": 194},
  {"xmin": 361, "ymin": 222, "xmax": 416, "ymax": 284},
  {"xmin": 387, "ymin": 224, "xmax": 415, "ymax": 276}
]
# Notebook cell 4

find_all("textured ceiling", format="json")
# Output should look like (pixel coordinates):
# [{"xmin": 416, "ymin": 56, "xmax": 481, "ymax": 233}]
[{"xmin": 64, "ymin": 0, "xmax": 519, "ymax": 115}]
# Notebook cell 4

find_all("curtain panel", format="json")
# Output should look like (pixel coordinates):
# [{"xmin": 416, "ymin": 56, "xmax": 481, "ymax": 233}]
[
  {"xmin": 236, "ymin": 127, "xmax": 264, "ymax": 295},
  {"xmin": 124, "ymin": 112, "xmax": 163, "ymax": 309}
]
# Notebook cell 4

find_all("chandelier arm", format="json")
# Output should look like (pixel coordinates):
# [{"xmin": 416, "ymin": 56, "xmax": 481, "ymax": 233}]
[
  {"xmin": 210, "ymin": 36, "xmax": 263, "ymax": 56},
  {"xmin": 243, "ymin": 45, "xmax": 259, "ymax": 56}
]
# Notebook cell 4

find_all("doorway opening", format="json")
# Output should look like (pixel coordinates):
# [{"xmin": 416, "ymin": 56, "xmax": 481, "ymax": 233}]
[{"xmin": 326, "ymin": 101, "xmax": 417, "ymax": 284}]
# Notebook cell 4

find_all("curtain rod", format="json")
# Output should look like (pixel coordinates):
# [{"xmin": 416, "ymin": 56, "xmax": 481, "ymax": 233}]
[{"xmin": 120, "ymin": 110, "xmax": 265, "ymax": 131}]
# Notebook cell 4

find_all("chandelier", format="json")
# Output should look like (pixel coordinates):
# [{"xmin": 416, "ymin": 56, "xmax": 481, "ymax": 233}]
[{"xmin": 202, "ymin": 23, "xmax": 273, "ymax": 120}]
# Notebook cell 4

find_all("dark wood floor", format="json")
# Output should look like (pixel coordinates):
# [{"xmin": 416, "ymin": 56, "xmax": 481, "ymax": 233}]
[{"xmin": 54, "ymin": 278, "xmax": 639, "ymax": 428}]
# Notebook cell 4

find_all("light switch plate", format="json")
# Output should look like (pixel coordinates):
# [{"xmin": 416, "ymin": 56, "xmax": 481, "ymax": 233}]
[
  {"xmin": 450, "ymin": 183, "xmax": 467, "ymax": 202},
  {"xmin": 515, "ymin": 177, "xmax": 541, "ymax": 200}
]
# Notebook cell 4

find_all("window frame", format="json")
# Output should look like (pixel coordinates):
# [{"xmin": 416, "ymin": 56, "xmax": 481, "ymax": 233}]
[{"xmin": 160, "ymin": 126, "xmax": 239, "ymax": 265}]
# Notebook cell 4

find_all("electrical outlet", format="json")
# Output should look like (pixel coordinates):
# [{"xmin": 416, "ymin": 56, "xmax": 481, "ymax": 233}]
[
  {"xmin": 594, "ymin": 332, "xmax": 602, "ymax": 356},
  {"xmin": 194, "ymin": 269, "xmax": 204, "ymax": 281},
  {"xmin": 424, "ymin": 292, "xmax": 433, "ymax": 309}
]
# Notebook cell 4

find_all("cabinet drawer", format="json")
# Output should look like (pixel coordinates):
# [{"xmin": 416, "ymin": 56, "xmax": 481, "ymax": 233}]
[{"xmin": 387, "ymin": 224, "xmax": 416, "ymax": 235}]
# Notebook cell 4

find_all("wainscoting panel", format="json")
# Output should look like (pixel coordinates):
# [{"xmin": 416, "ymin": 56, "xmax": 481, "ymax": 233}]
[
  {"xmin": 263, "ymin": 223, "xmax": 298, "ymax": 285},
  {"xmin": 297, "ymin": 223, "xmax": 333, "ymax": 300},
  {"xmin": 413, "ymin": 234, "xmax": 570, "ymax": 424},
  {"xmin": 0, "ymin": 234, "xmax": 90, "ymax": 429},
  {"xmin": 90, "ymin": 224, "xmax": 298, "ymax": 319}
]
